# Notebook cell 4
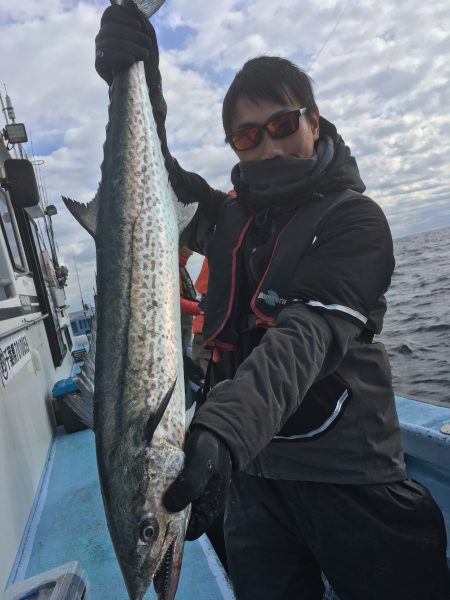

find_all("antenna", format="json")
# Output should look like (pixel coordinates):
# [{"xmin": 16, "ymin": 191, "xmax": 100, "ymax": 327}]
[
  {"xmin": 45, "ymin": 209, "xmax": 60, "ymax": 270},
  {"xmin": 0, "ymin": 86, "xmax": 18, "ymax": 158},
  {"xmin": 4, "ymin": 86, "xmax": 16, "ymax": 123},
  {"xmin": 73, "ymin": 251, "xmax": 87, "ymax": 315},
  {"xmin": 30, "ymin": 139, "xmax": 48, "ymax": 209},
  {"xmin": 0, "ymin": 85, "xmax": 24, "ymax": 158},
  {"xmin": 0, "ymin": 85, "xmax": 12, "ymax": 123}
]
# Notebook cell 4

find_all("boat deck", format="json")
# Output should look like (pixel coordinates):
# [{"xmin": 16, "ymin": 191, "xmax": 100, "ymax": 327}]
[
  {"xmin": 4, "ymin": 395, "xmax": 450, "ymax": 598},
  {"xmin": 6, "ymin": 427, "xmax": 235, "ymax": 599}
]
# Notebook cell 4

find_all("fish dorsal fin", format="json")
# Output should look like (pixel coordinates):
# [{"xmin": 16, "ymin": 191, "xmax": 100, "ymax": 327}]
[
  {"xmin": 144, "ymin": 378, "xmax": 177, "ymax": 444},
  {"xmin": 62, "ymin": 194, "xmax": 99, "ymax": 239}
]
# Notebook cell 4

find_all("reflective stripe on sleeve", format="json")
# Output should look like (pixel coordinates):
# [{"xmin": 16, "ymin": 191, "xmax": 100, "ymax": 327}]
[
  {"xmin": 273, "ymin": 389, "xmax": 349, "ymax": 440},
  {"xmin": 305, "ymin": 300, "xmax": 368, "ymax": 324}
]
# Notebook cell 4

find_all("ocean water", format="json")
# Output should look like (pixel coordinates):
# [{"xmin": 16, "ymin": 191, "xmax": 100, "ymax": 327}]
[
  {"xmin": 380, "ymin": 225, "xmax": 450, "ymax": 404},
  {"xmin": 189, "ymin": 226, "xmax": 450, "ymax": 403}
]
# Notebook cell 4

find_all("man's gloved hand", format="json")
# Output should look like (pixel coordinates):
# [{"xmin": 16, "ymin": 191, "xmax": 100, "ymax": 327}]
[
  {"xmin": 95, "ymin": 4, "xmax": 158, "ymax": 86},
  {"xmin": 163, "ymin": 428, "xmax": 232, "ymax": 540},
  {"xmin": 95, "ymin": 4, "xmax": 172, "ymax": 165}
]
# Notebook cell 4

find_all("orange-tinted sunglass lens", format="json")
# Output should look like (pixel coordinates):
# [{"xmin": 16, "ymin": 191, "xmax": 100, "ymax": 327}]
[
  {"xmin": 231, "ymin": 127, "xmax": 261, "ymax": 151},
  {"xmin": 266, "ymin": 112, "xmax": 299, "ymax": 138}
]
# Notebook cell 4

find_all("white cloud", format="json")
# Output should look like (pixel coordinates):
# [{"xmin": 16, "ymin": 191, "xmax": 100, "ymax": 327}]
[{"xmin": 1, "ymin": 0, "xmax": 449, "ymax": 311}]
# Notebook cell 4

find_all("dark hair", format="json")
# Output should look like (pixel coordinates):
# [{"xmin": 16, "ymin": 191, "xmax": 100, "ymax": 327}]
[{"xmin": 222, "ymin": 56, "xmax": 318, "ymax": 135}]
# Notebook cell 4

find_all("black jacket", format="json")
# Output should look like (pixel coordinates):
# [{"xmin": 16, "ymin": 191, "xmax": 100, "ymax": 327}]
[{"xmin": 172, "ymin": 118, "xmax": 406, "ymax": 484}]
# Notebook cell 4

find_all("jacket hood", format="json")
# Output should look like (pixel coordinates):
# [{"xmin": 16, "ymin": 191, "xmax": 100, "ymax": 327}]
[{"xmin": 316, "ymin": 117, "xmax": 366, "ymax": 196}]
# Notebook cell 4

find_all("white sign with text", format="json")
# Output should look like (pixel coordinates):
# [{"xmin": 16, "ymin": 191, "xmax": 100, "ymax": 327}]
[{"xmin": 0, "ymin": 330, "xmax": 32, "ymax": 386}]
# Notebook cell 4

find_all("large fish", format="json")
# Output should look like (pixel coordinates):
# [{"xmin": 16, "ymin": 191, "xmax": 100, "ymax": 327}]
[{"xmin": 62, "ymin": 0, "xmax": 196, "ymax": 597}]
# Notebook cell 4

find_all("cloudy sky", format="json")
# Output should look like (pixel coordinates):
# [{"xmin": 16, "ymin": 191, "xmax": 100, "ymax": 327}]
[{"xmin": 0, "ymin": 0, "xmax": 449, "ymax": 311}]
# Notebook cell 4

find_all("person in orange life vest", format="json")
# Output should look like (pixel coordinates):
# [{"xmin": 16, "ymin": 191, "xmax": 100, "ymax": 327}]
[
  {"xmin": 179, "ymin": 244, "xmax": 201, "ymax": 353},
  {"xmin": 191, "ymin": 257, "xmax": 210, "ymax": 376},
  {"xmin": 179, "ymin": 245, "xmax": 205, "ymax": 393}
]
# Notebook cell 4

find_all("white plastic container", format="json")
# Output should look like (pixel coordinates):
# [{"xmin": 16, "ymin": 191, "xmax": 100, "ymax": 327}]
[{"xmin": 3, "ymin": 562, "xmax": 90, "ymax": 600}]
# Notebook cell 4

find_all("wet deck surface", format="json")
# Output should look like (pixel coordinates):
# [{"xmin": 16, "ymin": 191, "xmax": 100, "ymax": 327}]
[{"xmin": 8, "ymin": 427, "xmax": 234, "ymax": 599}]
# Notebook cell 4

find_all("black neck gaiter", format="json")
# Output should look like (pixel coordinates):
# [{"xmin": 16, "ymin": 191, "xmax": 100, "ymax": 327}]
[{"xmin": 231, "ymin": 136, "xmax": 334, "ymax": 212}]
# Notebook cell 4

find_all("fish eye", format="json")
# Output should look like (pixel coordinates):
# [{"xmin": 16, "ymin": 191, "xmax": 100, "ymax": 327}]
[{"xmin": 139, "ymin": 516, "xmax": 159, "ymax": 543}]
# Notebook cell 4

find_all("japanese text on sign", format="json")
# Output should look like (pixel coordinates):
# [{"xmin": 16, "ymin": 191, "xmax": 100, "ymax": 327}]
[{"xmin": 0, "ymin": 331, "xmax": 32, "ymax": 385}]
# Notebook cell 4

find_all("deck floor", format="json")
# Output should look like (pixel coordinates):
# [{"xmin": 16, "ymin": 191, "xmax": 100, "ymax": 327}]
[
  {"xmin": 8, "ymin": 427, "xmax": 235, "ymax": 600},
  {"xmin": 7, "ymin": 397, "xmax": 450, "ymax": 596}
]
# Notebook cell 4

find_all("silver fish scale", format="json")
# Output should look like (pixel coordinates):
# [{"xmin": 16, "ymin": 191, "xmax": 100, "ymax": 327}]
[{"xmin": 117, "ymin": 61, "xmax": 185, "ymax": 448}]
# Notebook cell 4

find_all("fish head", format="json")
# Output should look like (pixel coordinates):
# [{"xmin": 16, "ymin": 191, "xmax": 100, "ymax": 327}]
[{"xmin": 108, "ymin": 442, "xmax": 188, "ymax": 600}]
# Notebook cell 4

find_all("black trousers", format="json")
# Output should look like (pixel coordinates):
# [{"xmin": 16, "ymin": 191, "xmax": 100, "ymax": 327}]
[{"xmin": 223, "ymin": 473, "xmax": 450, "ymax": 600}]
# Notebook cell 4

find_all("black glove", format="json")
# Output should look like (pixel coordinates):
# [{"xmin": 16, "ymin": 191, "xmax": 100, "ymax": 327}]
[
  {"xmin": 95, "ymin": 4, "xmax": 172, "ymax": 164},
  {"xmin": 95, "ymin": 4, "xmax": 157, "ymax": 86},
  {"xmin": 163, "ymin": 428, "xmax": 232, "ymax": 540}
]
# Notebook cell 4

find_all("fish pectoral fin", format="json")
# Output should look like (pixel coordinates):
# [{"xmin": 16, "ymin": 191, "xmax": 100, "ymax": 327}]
[
  {"xmin": 62, "ymin": 193, "xmax": 99, "ymax": 239},
  {"xmin": 144, "ymin": 378, "xmax": 177, "ymax": 444}
]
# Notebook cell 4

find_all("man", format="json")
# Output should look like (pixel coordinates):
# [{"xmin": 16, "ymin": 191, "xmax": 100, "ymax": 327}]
[{"xmin": 95, "ymin": 6, "xmax": 450, "ymax": 599}]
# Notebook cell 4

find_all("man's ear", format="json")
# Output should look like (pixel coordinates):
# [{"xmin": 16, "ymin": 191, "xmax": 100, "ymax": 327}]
[{"xmin": 310, "ymin": 108, "xmax": 320, "ymax": 141}]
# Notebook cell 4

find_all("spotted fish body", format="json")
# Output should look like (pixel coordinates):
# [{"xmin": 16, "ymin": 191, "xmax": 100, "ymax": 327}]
[{"xmin": 63, "ymin": 1, "xmax": 196, "ymax": 598}]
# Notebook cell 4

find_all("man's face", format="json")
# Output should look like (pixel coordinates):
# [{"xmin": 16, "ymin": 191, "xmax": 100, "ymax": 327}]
[{"xmin": 229, "ymin": 96, "xmax": 320, "ymax": 163}]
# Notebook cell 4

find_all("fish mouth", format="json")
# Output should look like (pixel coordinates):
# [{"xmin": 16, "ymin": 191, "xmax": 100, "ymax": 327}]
[
  {"xmin": 152, "ymin": 511, "xmax": 188, "ymax": 600},
  {"xmin": 153, "ymin": 540, "xmax": 175, "ymax": 599},
  {"xmin": 153, "ymin": 535, "xmax": 183, "ymax": 600},
  {"xmin": 151, "ymin": 505, "xmax": 190, "ymax": 599}
]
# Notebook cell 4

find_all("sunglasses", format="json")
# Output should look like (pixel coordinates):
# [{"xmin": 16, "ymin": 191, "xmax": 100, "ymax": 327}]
[{"xmin": 226, "ymin": 107, "xmax": 308, "ymax": 151}]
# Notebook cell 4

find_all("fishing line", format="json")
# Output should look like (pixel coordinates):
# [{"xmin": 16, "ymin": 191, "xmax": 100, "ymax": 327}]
[{"xmin": 311, "ymin": 0, "xmax": 353, "ymax": 66}]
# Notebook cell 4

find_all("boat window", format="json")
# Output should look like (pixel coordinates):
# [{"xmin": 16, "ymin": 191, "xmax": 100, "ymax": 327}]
[
  {"xmin": 13, "ymin": 206, "xmax": 67, "ymax": 367},
  {"xmin": 62, "ymin": 325, "xmax": 73, "ymax": 350},
  {"xmin": 29, "ymin": 222, "xmax": 67, "ymax": 360},
  {"xmin": 0, "ymin": 188, "xmax": 25, "ymax": 271},
  {"xmin": 29, "ymin": 220, "xmax": 47, "ymax": 278}
]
